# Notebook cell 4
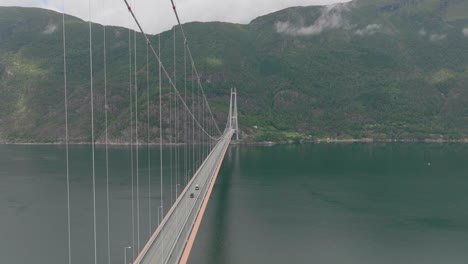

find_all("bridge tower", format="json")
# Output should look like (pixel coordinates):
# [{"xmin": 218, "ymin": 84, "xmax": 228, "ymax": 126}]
[{"xmin": 228, "ymin": 88, "xmax": 239, "ymax": 140}]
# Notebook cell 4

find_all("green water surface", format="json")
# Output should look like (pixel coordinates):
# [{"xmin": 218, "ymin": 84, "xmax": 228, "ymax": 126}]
[
  {"xmin": 190, "ymin": 143, "xmax": 468, "ymax": 264},
  {"xmin": 0, "ymin": 143, "xmax": 466, "ymax": 264}
]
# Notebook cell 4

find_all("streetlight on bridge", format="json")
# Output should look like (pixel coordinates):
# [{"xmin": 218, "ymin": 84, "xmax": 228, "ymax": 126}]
[{"xmin": 124, "ymin": 246, "xmax": 132, "ymax": 264}]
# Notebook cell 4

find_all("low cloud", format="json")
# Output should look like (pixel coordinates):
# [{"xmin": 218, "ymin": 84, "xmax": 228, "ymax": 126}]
[
  {"xmin": 43, "ymin": 24, "xmax": 57, "ymax": 34},
  {"xmin": 355, "ymin": 24, "xmax": 381, "ymax": 36},
  {"xmin": 275, "ymin": 3, "xmax": 351, "ymax": 36},
  {"xmin": 463, "ymin": 28, "xmax": 468, "ymax": 37},
  {"xmin": 2, "ymin": 0, "xmax": 354, "ymax": 34},
  {"xmin": 429, "ymin": 33, "xmax": 446, "ymax": 41}
]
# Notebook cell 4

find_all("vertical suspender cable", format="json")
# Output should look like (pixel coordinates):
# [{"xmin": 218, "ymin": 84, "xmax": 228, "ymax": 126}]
[
  {"xmin": 175, "ymin": 91, "xmax": 178, "ymax": 198},
  {"xmin": 103, "ymin": 18, "xmax": 111, "ymax": 264},
  {"xmin": 191, "ymin": 64, "xmax": 195, "ymax": 176},
  {"xmin": 200, "ymin": 83, "xmax": 202, "ymax": 164},
  {"xmin": 206, "ymin": 98, "xmax": 207, "ymax": 157},
  {"xmin": 211, "ymin": 115, "xmax": 213, "ymax": 149},
  {"xmin": 170, "ymin": 27, "xmax": 173, "ymax": 203},
  {"xmin": 146, "ymin": 39, "xmax": 152, "ymax": 236},
  {"xmin": 202, "ymin": 100, "xmax": 205, "ymax": 158},
  {"xmin": 134, "ymin": 22, "xmax": 140, "ymax": 254},
  {"xmin": 200, "ymin": 88, "xmax": 202, "ymax": 160},
  {"xmin": 158, "ymin": 33, "xmax": 163, "ymax": 220},
  {"xmin": 61, "ymin": 2, "xmax": 71, "ymax": 263},
  {"xmin": 131, "ymin": 1, "xmax": 141, "ymax": 252},
  {"xmin": 88, "ymin": 1, "xmax": 97, "ymax": 263},
  {"xmin": 175, "ymin": 86, "xmax": 178, "ymax": 199},
  {"xmin": 203, "ymin": 91, "xmax": 206, "ymax": 159},
  {"xmin": 169, "ymin": 67, "xmax": 173, "ymax": 205},
  {"xmin": 189, "ymin": 59, "xmax": 192, "ymax": 182},
  {"xmin": 173, "ymin": 26, "xmax": 178, "ymax": 199},
  {"xmin": 204, "ymin": 90, "xmax": 207, "ymax": 155},
  {"xmin": 184, "ymin": 40, "xmax": 187, "ymax": 186},
  {"xmin": 158, "ymin": 32, "xmax": 165, "ymax": 256},
  {"xmin": 169, "ymin": 28, "xmax": 174, "ymax": 204},
  {"xmin": 197, "ymin": 79, "xmax": 200, "ymax": 167},
  {"xmin": 128, "ymin": 27, "xmax": 135, "ymax": 259}
]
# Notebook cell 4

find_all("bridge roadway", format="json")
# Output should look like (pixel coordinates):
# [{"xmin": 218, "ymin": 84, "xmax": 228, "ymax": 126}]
[{"xmin": 134, "ymin": 129, "xmax": 234, "ymax": 264}]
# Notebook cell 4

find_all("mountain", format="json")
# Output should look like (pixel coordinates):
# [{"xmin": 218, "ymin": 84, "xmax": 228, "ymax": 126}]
[{"xmin": 0, "ymin": 0, "xmax": 467, "ymax": 143}]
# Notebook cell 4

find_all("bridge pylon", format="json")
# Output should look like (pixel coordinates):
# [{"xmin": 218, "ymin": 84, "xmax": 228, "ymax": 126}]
[{"xmin": 228, "ymin": 87, "xmax": 239, "ymax": 140}]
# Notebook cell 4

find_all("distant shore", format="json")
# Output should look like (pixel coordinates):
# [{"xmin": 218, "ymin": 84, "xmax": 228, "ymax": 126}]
[
  {"xmin": 234, "ymin": 138, "xmax": 468, "ymax": 146},
  {"xmin": 1, "ymin": 138, "xmax": 467, "ymax": 146}
]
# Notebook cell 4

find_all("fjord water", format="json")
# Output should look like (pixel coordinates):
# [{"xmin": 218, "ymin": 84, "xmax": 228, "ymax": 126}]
[
  {"xmin": 189, "ymin": 143, "xmax": 468, "ymax": 264},
  {"xmin": 0, "ymin": 144, "xmax": 467, "ymax": 264}
]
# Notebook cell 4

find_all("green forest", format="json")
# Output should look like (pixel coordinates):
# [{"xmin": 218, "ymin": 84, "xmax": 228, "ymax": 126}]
[{"xmin": 0, "ymin": 0, "xmax": 467, "ymax": 143}]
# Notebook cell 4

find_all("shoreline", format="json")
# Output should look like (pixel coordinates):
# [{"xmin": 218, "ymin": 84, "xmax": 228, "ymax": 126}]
[
  {"xmin": 235, "ymin": 138, "xmax": 468, "ymax": 146},
  {"xmin": 1, "ymin": 138, "xmax": 467, "ymax": 146}
]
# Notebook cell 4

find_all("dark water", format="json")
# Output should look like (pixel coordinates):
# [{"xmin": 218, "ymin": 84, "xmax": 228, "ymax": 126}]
[
  {"xmin": 189, "ymin": 143, "xmax": 468, "ymax": 264},
  {"xmin": 0, "ymin": 144, "xmax": 199, "ymax": 264},
  {"xmin": 0, "ymin": 143, "xmax": 467, "ymax": 264}
]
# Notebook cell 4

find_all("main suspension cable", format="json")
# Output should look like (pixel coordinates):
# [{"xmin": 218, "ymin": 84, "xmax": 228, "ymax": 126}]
[
  {"xmin": 123, "ymin": 0, "xmax": 221, "ymax": 140},
  {"xmin": 168, "ymin": 0, "xmax": 222, "ymax": 136}
]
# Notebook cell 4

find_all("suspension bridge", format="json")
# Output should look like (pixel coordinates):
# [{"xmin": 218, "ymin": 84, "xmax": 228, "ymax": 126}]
[{"xmin": 57, "ymin": 0, "xmax": 240, "ymax": 263}]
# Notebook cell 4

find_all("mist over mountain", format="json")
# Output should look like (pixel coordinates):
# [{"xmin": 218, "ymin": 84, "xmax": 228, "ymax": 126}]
[{"xmin": 1, "ymin": 0, "xmax": 467, "ymax": 142}]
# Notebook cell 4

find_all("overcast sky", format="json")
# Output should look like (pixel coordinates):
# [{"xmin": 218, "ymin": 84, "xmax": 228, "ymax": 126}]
[{"xmin": 1, "ymin": 0, "xmax": 351, "ymax": 33}]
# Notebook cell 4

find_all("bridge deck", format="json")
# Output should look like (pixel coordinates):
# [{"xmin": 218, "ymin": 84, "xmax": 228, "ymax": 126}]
[{"xmin": 134, "ymin": 129, "xmax": 234, "ymax": 264}]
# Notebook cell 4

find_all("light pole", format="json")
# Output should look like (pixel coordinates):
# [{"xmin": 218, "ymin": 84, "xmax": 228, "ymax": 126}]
[
  {"xmin": 124, "ymin": 246, "xmax": 132, "ymax": 264},
  {"xmin": 158, "ymin": 205, "xmax": 163, "ymax": 225}
]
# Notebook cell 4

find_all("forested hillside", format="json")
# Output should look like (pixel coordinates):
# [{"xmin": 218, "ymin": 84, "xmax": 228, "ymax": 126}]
[{"xmin": 1, "ymin": 0, "xmax": 467, "ymax": 142}]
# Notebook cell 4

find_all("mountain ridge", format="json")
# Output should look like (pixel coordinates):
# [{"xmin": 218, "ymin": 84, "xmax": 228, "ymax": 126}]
[{"xmin": 0, "ymin": 0, "xmax": 467, "ymax": 143}]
